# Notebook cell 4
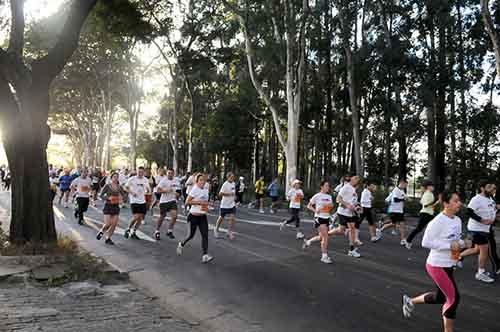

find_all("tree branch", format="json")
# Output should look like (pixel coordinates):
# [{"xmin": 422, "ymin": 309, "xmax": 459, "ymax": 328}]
[
  {"xmin": 480, "ymin": 0, "xmax": 500, "ymax": 77},
  {"xmin": 32, "ymin": 0, "xmax": 98, "ymax": 86}
]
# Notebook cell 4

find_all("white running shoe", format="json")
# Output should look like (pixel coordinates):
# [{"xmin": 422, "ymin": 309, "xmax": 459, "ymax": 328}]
[
  {"xmin": 391, "ymin": 229, "xmax": 398, "ymax": 236},
  {"xmin": 259, "ymin": 209, "xmax": 265, "ymax": 214},
  {"xmin": 348, "ymin": 248, "xmax": 361, "ymax": 258},
  {"xmin": 296, "ymin": 231, "xmax": 304, "ymax": 240},
  {"xmin": 475, "ymin": 271, "xmax": 495, "ymax": 283},
  {"xmin": 354, "ymin": 240, "xmax": 363, "ymax": 246},
  {"xmin": 400, "ymin": 239, "xmax": 408, "ymax": 247},
  {"xmin": 402, "ymin": 294, "xmax": 414, "ymax": 318},
  {"xmin": 213, "ymin": 228, "xmax": 220, "ymax": 239},
  {"xmin": 405, "ymin": 241, "xmax": 412, "ymax": 250},
  {"xmin": 280, "ymin": 221, "xmax": 287, "ymax": 231},
  {"xmin": 228, "ymin": 231, "xmax": 235, "ymax": 240},
  {"xmin": 270, "ymin": 209, "xmax": 275, "ymax": 214},
  {"xmin": 202, "ymin": 254, "xmax": 214, "ymax": 263},
  {"xmin": 302, "ymin": 239, "xmax": 311, "ymax": 250},
  {"xmin": 376, "ymin": 228, "xmax": 382, "ymax": 238},
  {"xmin": 176, "ymin": 242, "xmax": 183, "ymax": 256},
  {"xmin": 320, "ymin": 256, "xmax": 333, "ymax": 264}
]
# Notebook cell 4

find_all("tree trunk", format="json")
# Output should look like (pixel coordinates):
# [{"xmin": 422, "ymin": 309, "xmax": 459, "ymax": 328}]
[
  {"xmin": 481, "ymin": 0, "xmax": 500, "ymax": 77},
  {"xmin": 129, "ymin": 110, "xmax": 138, "ymax": 170},
  {"xmin": 3, "ymin": 88, "xmax": 56, "ymax": 244},
  {"xmin": 345, "ymin": 48, "xmax": 363, "ymax": 175}
]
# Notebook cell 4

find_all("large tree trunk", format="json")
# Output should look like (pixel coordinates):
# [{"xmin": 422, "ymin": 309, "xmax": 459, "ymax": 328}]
[
  {"xmin": 2, "ymin": 86, "xmax": 56, "ymax": 243},
  {"xmin": 481, "ymin": 0, "xmax": 500, "ymax": 77}
]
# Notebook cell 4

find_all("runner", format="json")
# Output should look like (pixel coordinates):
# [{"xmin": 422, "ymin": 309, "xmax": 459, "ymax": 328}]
[
  {"xmin": 154, "ymin": 168, "xmax": 179, "ymax": 240},
  {"xmin": 70, "ymin": 168, "xmax": 92, "ymax": 225},
  {"xmin": 488, "ymin": 184, "xmax": 500, "ymax": 275},
  {"xmin": 151, "ymin": 168, "xmax": 166, "ymax": 213},
  {"xmin": 335, "ymin": 175, "xmax": 362, "ymax": 257},
  {"xmin": 96, "ymin": 172, "xmax": 127, "ymax": 245},
  {"xmin": 123, "ymin": 167, "xmax": 151, "ymax": 240},
  {"xmin": 58, "ymin": 169, "xmax": 72, "ymax": 208},
  {"xmin": 49, "ymin": 172, "xmax": 58, "ymax": 203},
  {"xmin": 334, "ymin": 174, "xmax": 351, "ymax": 194},
  {"xmin": 209, "ymin": 175, "xmax": 219, "ymax": 211},
  {"xmin": 90, "ymin": 168, "xmax": 102, "ymax": 207},
  {"xmin": 214, "ymin": 172, "xmax": 237, "ymax": 240},
  {"xmin": 251, "ymin": 176, "xmax": 265, "ymax": 214},
  {"xmin": 144, "ymin": 168, "xmax": 156, "ymax": 219},
  {"xmin": 405, "ymin": 180, "xmax": 440, "ymax": 249},
  {"xmin": 358, "ymin": 180, "xmax": 380, "ymax": 243},
  {"xmin": 303, "ymin": 180, "xmax": 334, "ymax": 264},
  {"xmin": 176, "ymin": 173, "xmax": 214, "ymax": 263},
  {"xmin": 402, "ymin": 191, "xmax": 472, "ymax": 332},
  {"xmin": 268, "ymin": 178, "xmax": 280, "ymax": 214},
  {"xmin": 280, "ymin": 179, "xmax": 304, "ymax": 240},
  {"xmin": 459, "ymin": 180, "xmax": 496, "ymax": 283},
  {"xmin": 377, "ymin": 179, "xmax": 409, "ymax": 246},
  {"xmin": 235, "ymin": 176, "xmax": 246, "ymax": 206}
]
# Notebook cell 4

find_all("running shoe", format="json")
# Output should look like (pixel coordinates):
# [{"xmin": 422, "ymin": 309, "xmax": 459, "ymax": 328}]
[
  {"xmin": 259, "ymin": 209, "xmax": 265, "ymax": 214},
  {"xmin": 400, "ymin": 239, "xmax": 408, "ymax": 247},
  {"xmin": 405, "ymin": 241, "xmax": 412, "ymax": 250},
  {"xmin": 154, "ymin": 231, "xmax": 160, "ymax": 241},
  {"xmin": 320, "ymin": 256, "xmax": 333, "ymax": 264},
  {"xmin": 228, "ymin": 231, "xmax": 235, "ymax": 241},
  {"xmin": 302, "ymin": 239, "xmax": 311, "ymax": 250},
  {"xmin": 280, "ymin": 220, "xmax": 287, "ymax": 231},
  {"xmin": 496, "ymin": 267, "xmax": 500, "ymax": 275},
  {"xmin": 202, "ymin": 254, "xmax": 214, "ymax": 263},
  {"xmin": 131, "ymin": 232, "xmax": 141, "ymax": 240},
  {"xmin": 167, "ymin": 231, "xmax": 175, "ymax": 240},
  {"xmin": 402, "ymin": 294, "xmax": 414, "ymax": 318},
  {"xmin": 96, "ymin": 231, "xmax": 104, "ymax": 241},
  {"xmin": 105, "ymin": 238, "xmax": 115, "ymax": 245},
  {"xmin": 124, "ymin": 229, "xmax": 130, "ymax": 239},
  {"xmin": 213, "ymin": 228, "xmax": 220, "ymax": 239},
  {"xmin": 354, "ymin": 240, "xmax": 363, "ymax": 246},
  {"xmin": 296, "ymin": 231, "xmax": 304, "ymax": 240},
  {"xmin": 348, "ymin": 248, "xmax": 361, "ymax": 258},
  {"xmin": 370, "ymin": 235, "xmax": 381, "ymax": 243},
  {"xmin": 375, "ymin": 228, "xmax": 382, "ymax": 238},
  {"xmin": 176, "ymin": 242, "xmax": 183, "ymax": 256},
  {"xmin": 270, "ymin": 209, "xmax": 275, "ymax": 214},
  {"xmin": 391, "ymin": 229, "xmax": 398, "ymax": 236},
  {"xmin": 475, "ymin": 271, "xmax": 495, "ymax": 283}
]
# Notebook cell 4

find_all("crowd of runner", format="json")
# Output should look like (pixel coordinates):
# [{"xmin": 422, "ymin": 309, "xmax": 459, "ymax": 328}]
[{"xmin": 42, "ymin": 164, "xmax": 500, "ymax": 332}]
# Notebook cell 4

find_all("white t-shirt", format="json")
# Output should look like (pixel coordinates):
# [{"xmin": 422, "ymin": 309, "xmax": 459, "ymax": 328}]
[
  {"xmin": 360, "ymin": 189, "xmax": 373, "ymax": 208},
  {"xmin": 119, "ymin": 173, "xmax": 128, "ymax": 186},
  {"xmin": 337, "ymin": 183, "xmax": 358, "ymax": 217},
  {"xmin": 334, "ymin": 182, "xmax": 345, "ymax": 194},
  {"xmin": 310, "ymin": 193, "xmax": 333, "ymax": 219},
  {"xmin": 188, "ymin": 185, "xmax": 209, "ymax": 215},
  {"xmin": 157, "ymin": 177, "xmax": 178, "ymax": 203},
  {"xmin": 467, "ymin": 194, "xmax": 495, "ymax": 233},
  {"xmin": 219, "ymin": 180, "xmax": 236, "ymax": 209},
  {"xmin": 422, "ymin": 213, "xmax": 463, "ymax": 267},
  {"xmin": 154, "ymin": 175, "xmax": 166, "ymax": 193},
  {"xmin": 126, "ymin": 176, "xmax": 151, "ymax": 204},
  {"xmin": 388, "ymin": 187, "xmax": 405, "ymax": 213},
  {"xmin": 71, "ymin": 177, "xmax": 92, "ymax": 198},
  {"xmin": 287, "ymin": 188, "xmax": 304, "ymax": 209}
]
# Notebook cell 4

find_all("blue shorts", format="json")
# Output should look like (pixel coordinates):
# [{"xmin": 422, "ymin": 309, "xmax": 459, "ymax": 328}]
[{"xmin": 220, "ymin": 207, "xmax": 236, "ymax": 217}]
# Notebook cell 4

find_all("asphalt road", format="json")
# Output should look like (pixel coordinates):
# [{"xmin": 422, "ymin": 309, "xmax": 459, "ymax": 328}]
[{"xmin": 4, "ymin": 195, "xmax": 500, "ymax": 332}]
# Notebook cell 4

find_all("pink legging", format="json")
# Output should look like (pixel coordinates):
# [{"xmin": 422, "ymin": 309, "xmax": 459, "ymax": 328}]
[{"xmin": 424, "ymin": 264, "xmax": 460, "ymax": 319}]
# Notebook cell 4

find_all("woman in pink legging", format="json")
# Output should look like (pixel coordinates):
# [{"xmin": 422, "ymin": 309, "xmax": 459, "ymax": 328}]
[{"xmin": 402, "ymin": 190, "xmax": 472, "ymax": 332}]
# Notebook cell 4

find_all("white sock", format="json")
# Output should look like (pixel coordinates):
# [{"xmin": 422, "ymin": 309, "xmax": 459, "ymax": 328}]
[
  {"xmin": 322, "ymin": 253, "xmax": 328, "ymax": 259},
  {"xmin": 478, "ymin": 268, "xmax": 485, "ymax": 274}
]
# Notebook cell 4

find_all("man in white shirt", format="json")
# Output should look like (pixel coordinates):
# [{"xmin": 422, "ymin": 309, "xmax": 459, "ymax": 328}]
[
  {"xmin": 214, "ymin": 173, "xmax": 237, "ymax": 240},
  {"xmin": 70, "ymin": 168, "xmax": 92, "ymax": 225},
  {"xmin": 154, "ymin": 169, "xmax": 180, "ymax": 241},
  {"xmin": 459, "ymin": 180, "xmax": 496, "ymax": 283},
  {"xmin": 124, "ymin": 167, "xmax": 151, "ymax": 240},
  {"xmin": 335, "ymin": 175, "xmax": 362, "ymax": 258},
  {"xmin": 377, "ymin": 179, "xmax": 409, "ymax": 247},
  {"xmin": 359, "ymin": 180, "xmax": 380, "ymax": 242}
]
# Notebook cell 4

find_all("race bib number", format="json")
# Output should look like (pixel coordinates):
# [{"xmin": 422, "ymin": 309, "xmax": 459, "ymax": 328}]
[
  {"xmin": 293, "ymin": 195, "xmax": 302, "ymax": 204},
  {"xmin": 201, "ymin": 203, "xmax": 209, "ymax": 212},
  {"xmin": 108, "ymin": 196, "xmax": 121, "ymax": 205},
  {"xmin": 80, "ymin": 186, "xmax": 90, "ymax": 193},
  {"xmin": 320, "ymin": 204, "xmax": 333, "ymax": 214}
]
